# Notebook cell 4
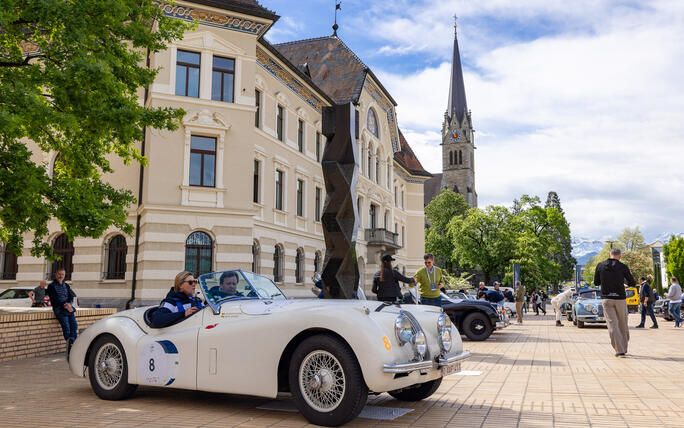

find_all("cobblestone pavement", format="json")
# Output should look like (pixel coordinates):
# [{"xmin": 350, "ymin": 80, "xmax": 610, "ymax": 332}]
[{"xmin": 2, "ymin": 312, "xmax": 683, "ymax": 428}]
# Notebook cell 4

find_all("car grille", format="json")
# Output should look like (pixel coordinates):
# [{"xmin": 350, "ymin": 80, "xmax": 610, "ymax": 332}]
[{"xmin": 598, "ymin": 304, "xmax": 604, "ymax": 317}]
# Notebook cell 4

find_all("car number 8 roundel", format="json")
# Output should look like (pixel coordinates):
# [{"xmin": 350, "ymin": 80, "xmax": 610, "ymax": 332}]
[{"xmin": 138, "ymin": 340, "xmax": 180, "ymax": 386}]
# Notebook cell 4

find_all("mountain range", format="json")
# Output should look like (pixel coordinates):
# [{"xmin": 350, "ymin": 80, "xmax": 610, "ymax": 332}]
[{"xmin": 571, "ymin": 232, "xmax": 683, "ymax": 265}]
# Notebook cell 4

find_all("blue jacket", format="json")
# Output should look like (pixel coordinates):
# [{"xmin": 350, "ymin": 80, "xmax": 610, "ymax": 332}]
[
  {"xmin": 150, "ymin": 288, "xmax": 203, "ymax": 328},
  {"xmin": 485, "ymin": 290, "xmax": 505, "ymax": 303},
  {"xmin": 46, "ymin": 280, "xmax": 75, "ymax": 313}
]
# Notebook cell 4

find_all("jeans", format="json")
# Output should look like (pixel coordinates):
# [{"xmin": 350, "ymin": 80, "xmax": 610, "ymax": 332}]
[
  {"xmin": 421, "ymin": 296, "xmax": 443, "ymax": 307},
  {"xmin": 54, "ymin": 308, "xmax": 78, "ymax": 341},
  {"xmin": 669, "ymin": 302, "xmax": 682, "ymax": 327},
  {"xmin": 639, "ymin": 302, "xmax": 658, "ymax": 326}
]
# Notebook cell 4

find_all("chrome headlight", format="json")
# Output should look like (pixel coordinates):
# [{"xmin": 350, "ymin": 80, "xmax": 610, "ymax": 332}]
[
  {"xmin": 395, "ymin": 314, "xmax": 413, "ymax": 345},
  {"xmin": 412, "ymin": 330, "xmax": 427, "ymax": 358},
  {"xmin": 437, "ymin": 313, "xmax": 451, "ymax": 331},
  {"xmin": 592, "ymin": 307, "xmax": 598, "ymax": 315},
  {"xmin": 584, "ymin": 304, "xmax": 593, "ymax": 311},
  {"xmin": 439, "ymin": 328, "xmax": 452, "ymax": 353}
]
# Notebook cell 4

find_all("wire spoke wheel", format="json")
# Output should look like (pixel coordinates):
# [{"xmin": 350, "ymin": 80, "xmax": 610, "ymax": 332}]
[
  {"xmin": 94, "ymin": 343, "xmax": 123, "ymax": 390},
  {"xmin": 299, "ymin": 350, "xmax": 346, "ymax": 412}
]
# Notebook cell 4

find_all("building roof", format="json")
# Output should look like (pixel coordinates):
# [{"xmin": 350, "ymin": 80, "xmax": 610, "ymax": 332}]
[
  {"xmin": 191, "ymin": 0, "xmax": 278, "ymax": 21},
  {"xmin": 447, "ymin": 28, "xmax": 468, "ymax": 124},
  {"xmin": 423, "ymin": 174, "xmax": 443, "ymax": 206},
  {"xmin": 394, "ymin": 130, "xmax": 432, "ymax": 179},
  {"xmin": 273, "ymin": 36, "xmax": 396, "ymax": 106}
]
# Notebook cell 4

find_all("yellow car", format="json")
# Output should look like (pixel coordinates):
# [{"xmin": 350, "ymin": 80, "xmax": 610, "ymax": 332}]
[{"xmin": 625, "ymin": 287, "xmax": 640, "ymax": 313}]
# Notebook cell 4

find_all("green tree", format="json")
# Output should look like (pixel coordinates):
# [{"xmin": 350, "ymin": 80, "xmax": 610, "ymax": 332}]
[
  {"xmin": 448, "ymin": 205, "xmax": 516, "ymax": 284},
  {"xmin": 424, "ymin": 190, "xmax": 470, "ymax": 269},
  {"xmin": 664, "ymin": 235, "xmax": 684, "ymax": 282},
  {"xmin": 617, "ymin": 227, "xmax": 646, "ymax": 252},
  {"xmin": 545, "ymin": 191, "xmax": 576, "ymax": 283},
  {"xmin": 0, "ymin": 0, "xmax": 189, "ymax": 258}
]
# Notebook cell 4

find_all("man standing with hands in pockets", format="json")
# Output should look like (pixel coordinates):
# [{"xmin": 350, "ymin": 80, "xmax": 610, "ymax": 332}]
[
  {"xmin": 594, "ymin": 248, "xmax": 636, "ymax": 357},
  {"xmin": 412, "ymin": 253, "xmax": 444, "ymax": 307}
]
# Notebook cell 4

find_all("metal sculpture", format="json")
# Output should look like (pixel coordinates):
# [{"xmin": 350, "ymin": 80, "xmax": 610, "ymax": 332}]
[{"xmin": 320, "ymin": 103, "xmax": 359, "ymax": 299}]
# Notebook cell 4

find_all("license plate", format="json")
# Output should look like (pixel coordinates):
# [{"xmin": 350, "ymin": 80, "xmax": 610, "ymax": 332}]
[
  {"xmin": 596, "ymin": 317, "xmax": 604, "ymax": 321},
  {"xmin": 441, "ymin": 363, "xmax": 461, "ymax": 377}
]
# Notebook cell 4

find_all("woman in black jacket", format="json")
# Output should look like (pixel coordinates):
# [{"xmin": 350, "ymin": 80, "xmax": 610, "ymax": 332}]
[
  {"xmin": 150, "ymin": 271, "xmax": 204, "ymax": 328},
  {"xmin": 372, "ymin": 254, "xmax": 415, "ymax": 302}
]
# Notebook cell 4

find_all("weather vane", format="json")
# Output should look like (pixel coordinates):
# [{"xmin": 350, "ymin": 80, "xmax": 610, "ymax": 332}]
[
  {"xmin": 453, "ymin": 14, "xmax": 458, "ymax": 32},
  {"xmin": 333, "ymin": 0, "xmax": 341, "ymax": 36}
]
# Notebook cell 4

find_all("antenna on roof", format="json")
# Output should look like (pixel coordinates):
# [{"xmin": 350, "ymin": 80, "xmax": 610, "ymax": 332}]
[{"xmin": 333, "ymin": 0, "xmax": 341, "ymax": 36}]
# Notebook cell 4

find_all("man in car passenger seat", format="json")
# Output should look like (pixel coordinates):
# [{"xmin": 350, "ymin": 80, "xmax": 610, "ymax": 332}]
[
  {"xmin": 209, "ymin": 271, "xmax": 244, "ymax": 299},
  {"xmin": 150, "ymin": 271, "xmax": 204, "ymax": 328}
]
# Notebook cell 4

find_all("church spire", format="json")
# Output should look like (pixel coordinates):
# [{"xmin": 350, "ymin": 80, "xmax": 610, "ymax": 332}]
[{"xmin": 446, "ymin": 16, "xmax": 468, "ymax": 124}]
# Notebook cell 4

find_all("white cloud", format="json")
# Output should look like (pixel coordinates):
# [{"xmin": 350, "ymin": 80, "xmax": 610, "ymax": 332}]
[{"xmin": 367, "ymin": 0, "xmax": 684, "ymax": 239}]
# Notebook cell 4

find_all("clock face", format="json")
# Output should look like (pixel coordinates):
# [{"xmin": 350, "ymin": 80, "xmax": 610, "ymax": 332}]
[{"xmin": 450, "ymin": 129, "xmax": 461, "ymax": 142}]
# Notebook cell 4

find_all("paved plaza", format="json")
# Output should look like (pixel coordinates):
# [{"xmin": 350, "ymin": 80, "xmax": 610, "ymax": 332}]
[{"xmin": 1, "ymin": 312, "xmax": 683, "ymax": 428}]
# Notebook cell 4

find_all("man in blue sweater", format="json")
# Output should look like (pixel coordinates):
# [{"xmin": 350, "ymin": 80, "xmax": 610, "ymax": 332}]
[{"xmin": 46, "ymin": 268, "xmax": 78, "ymax": 353}]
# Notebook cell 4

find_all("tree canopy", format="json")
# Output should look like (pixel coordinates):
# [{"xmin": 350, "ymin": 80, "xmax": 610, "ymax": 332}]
[
  {"xmin": 0, "ymin": 0, "xmax": 189, "ymax": 258},
  {"xmin": 424, "ymin": 189, "xmax": 470, "ymax": 266},
  {"xmin": 664, "ymin": 235, "xmax": 684, "ymax": 283}
]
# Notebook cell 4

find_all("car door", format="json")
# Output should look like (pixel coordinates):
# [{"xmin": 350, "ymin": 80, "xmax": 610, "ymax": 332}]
[{"xmin": 135, "ymin": 308, "xmax": 203, "ymax": 390}]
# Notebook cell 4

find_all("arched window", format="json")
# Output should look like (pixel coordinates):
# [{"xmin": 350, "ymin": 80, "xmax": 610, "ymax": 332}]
[
  {"xmin": 51, "ymin": 233, "xmax": 74, "ymax": 280},
  {"xmin": 367, "ymin": 150, "xmax": 372, "ymax": 179},
  {"xmin": 453, "ymin": 185, "xmax": 460, "ymax": 194},
  {"xmin": 375, "ymin": 149, "xmax": 380, "ymax": 184},
  {"xmin": 105, "ymin": 235, "xmax": 127, "ymax": 280},
  {"xmin": 252, "ymin": 240, "xmax": 260, "ymax": 274},
  {"xmin": 314, "ymin": 251, "xmax": 322, "ymax": 274},
  {"xmin": 295, "ymin": 248, "xmax": 304, "ymax": 283},
  {"xmin": 1, "ymin": 243, "xmax": 18, "ymax": 280},
  {"xmin": 459, "ymin": 150, "xmax": 463, "ymax": 165},
  {"xmin": 369, "ymin": 204, "xmax": 377, "ymax": 229},
  {"xmin": 366, "ymin": 108, "xmax": 379, "ymax": 138},
  {"xmin": 185, "ymin": 231, "xmax": 212, "ymax": 277},
  {"xmin": 273, "ymin": 245, "xmax": 283, "ymax": 282},
  {"xmin": 449, "ymin": 151, "xmax": 453, "ymax": 165},
  {"xmin": 51, "ymin": 153, "xmax": 65, "ymax": 179}
]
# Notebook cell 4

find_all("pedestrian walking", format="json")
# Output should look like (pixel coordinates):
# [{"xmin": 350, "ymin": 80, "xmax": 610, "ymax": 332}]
[
  {"xmin": 536, "ymin": 292, "xmax": 546, "ymax": 315},
  {"xmin": 514, "ymin": 281, "xmax": 525, "ymax": 324},
  {"xmin": 594, "ymin": 248, "xmax": 636, "ymax": 357},
  {"xmin": 665, "ymin": 277, "xmax": 682, "ymax": 327},
  {"xmin": 524, "ymin": 291, "xmax": 529, "ymax": 312},
  {"xmin": 532, "ymin": 290, "xmax": 539, "ymax": 315},
  {"xmin": 412, "ymin": 253, "xmax": 444, "ymax": 307},
  {"xmin": 46, "ymin": 268, "xmax": 78, "ymax": 355},
  {"xmin": 635, "ymin": 276, "xmax": 658, "ymax": 329}
]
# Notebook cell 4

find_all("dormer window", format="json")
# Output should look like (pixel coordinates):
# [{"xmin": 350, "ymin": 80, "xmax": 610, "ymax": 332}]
[{"xmin": 367, "ymin": 108, "xmax": 378, "ymax": 138}]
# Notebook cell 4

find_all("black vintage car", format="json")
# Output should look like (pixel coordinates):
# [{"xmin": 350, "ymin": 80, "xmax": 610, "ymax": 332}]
[{"xmin": 441, "ymin": 295, "xmax": 505, "ymax": 341}]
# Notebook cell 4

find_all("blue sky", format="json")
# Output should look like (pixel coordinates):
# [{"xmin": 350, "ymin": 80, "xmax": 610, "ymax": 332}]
[{"xmin": 260, "ymin": 0, "xmax": 684, "ymax": 242}]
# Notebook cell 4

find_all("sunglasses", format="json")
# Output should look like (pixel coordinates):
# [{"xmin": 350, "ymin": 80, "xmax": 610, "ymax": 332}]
[{"xmin": 184, "ymin": 279, "xmax": 198, "ymax": 285}]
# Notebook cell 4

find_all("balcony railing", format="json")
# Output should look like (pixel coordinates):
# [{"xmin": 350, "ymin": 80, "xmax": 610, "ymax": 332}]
[{"xmin": 365, "ymin": 228, "xmax": 401, "ymax": 248}]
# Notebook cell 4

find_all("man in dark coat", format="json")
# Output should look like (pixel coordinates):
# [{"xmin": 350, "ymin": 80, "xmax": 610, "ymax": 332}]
[
  {"xmin": 635, "ymin": 276, "xmax": 658, "ymax": 329},
  {"xmin": 46, "ymin": 268, "xmax": 78, "ymax": 351}
]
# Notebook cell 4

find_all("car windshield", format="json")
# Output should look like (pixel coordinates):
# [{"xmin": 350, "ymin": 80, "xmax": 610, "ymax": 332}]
[
  {"xmin": 626, "ymin": 289, "xmax": 635, "ymax": 298},
  {"xmin": 579, "ymin": 290, "xmax": 601, "ymax": 300},
  {"xmin": 198, "ymin": 270, "xmax": 286, "ymax": 312},
  {"xmin": 0, "ymin": 289, "xmax": 29, "ymax": 299}
]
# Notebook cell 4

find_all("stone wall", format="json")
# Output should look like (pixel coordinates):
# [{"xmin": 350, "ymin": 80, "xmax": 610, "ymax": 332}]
[{"xmin": 0, "ymin": 308, "xmax": 117, "ymax": 361}]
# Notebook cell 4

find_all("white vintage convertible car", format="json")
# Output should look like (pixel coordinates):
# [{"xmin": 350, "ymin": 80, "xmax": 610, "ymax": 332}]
[{"xmin": 69, "ymin": 270, "xmax": 470, "ymax": 426}]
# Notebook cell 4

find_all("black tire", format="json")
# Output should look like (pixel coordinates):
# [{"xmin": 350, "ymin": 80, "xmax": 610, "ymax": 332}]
[
  {"xmin": 462, "ymin": 312, "xmax": 493, "ymax": 341},
  {"xmin": 88, "ymin": 334, "xmax": 137, "ymax": 400},
  {"xmin": 389, "ymin": 377, "xmax": 442, "ymax": 401},
  {"xmin": 577, "ymin": 319, "xmax": 585, "ymax": 328},
  {"xmin": 288, "ymin": 334, "xmax": 368, "ymax": 427}
]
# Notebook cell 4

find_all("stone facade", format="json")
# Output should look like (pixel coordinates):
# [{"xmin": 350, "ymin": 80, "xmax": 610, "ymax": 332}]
[{"xmin": 2, "ymin": 1, "xmax": 430, "ymax": 308}]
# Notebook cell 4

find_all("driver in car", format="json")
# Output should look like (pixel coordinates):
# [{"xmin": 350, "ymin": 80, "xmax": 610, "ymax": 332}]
[
  {"xmin": 208, "ymin": 271, "xmax": 244, "ymax": 300},
  {"xmin": 150, "ymin": 271, "xmax": 204, "ymax": 328}
]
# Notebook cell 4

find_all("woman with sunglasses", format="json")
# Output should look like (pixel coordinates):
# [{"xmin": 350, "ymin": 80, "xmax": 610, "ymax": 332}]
[{"xmin": 150, "ymin": 271, "xmax": 204, "ymax": 328}]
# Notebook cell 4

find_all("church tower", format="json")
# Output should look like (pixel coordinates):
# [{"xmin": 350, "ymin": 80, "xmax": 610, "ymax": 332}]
[{"xmin": 441, "ymin": 21, "xmax": 477, "ymax": 207}]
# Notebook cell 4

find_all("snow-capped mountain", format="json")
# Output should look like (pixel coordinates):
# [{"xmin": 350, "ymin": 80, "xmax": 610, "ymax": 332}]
[
  {"xmin": 647, "ymin": 232, "xmax": 683, "ymax": 244},
  {"xmin": 571, "ymin": 237, "xmax": 606, "ymax": 265}
]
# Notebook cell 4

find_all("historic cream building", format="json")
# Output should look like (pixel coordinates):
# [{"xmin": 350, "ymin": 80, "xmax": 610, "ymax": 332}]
[{"xmin": 2, "ymin": 0, "xmax": 431, "ymax": 308}]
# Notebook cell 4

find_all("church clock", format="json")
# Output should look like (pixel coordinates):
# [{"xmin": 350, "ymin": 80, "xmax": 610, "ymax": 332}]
[{"xmin": 450, "ymin": 129, "xmax": 461, "ymax": 142}]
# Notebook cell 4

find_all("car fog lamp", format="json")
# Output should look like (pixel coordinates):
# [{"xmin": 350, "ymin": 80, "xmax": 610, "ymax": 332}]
[
  {"xmin": 584, "ymin": 304, "xmax": 593, "ymax": 311},
  {"xmin": 412, "ymin": 330, "xmax": 427, "ymax": 358},
  {"xmin": 592, "ymin": 307, "xmax": 598, "ymax": 315},
  {"xmin": 437, "ymin": 313, "xmax": 451, "ymax": 332},
  {"xmin": 439, "ymin": 328, "xmax": 452, "ymax": 353},
  {"xmin": 395, "ymin": 314, "xmax": 413, "ymax": 345}
]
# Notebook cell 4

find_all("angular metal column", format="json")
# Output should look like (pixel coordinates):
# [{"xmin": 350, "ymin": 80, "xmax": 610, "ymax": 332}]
[{"xmin": 320, "ymin": 103, "xmax": 359, "ymax": 299}]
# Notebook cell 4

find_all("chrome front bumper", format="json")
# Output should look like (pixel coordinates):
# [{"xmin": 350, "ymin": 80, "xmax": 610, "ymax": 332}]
[{"xmin": 383, "ymin": 350, "xmax": 471, "ymax": 373}]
